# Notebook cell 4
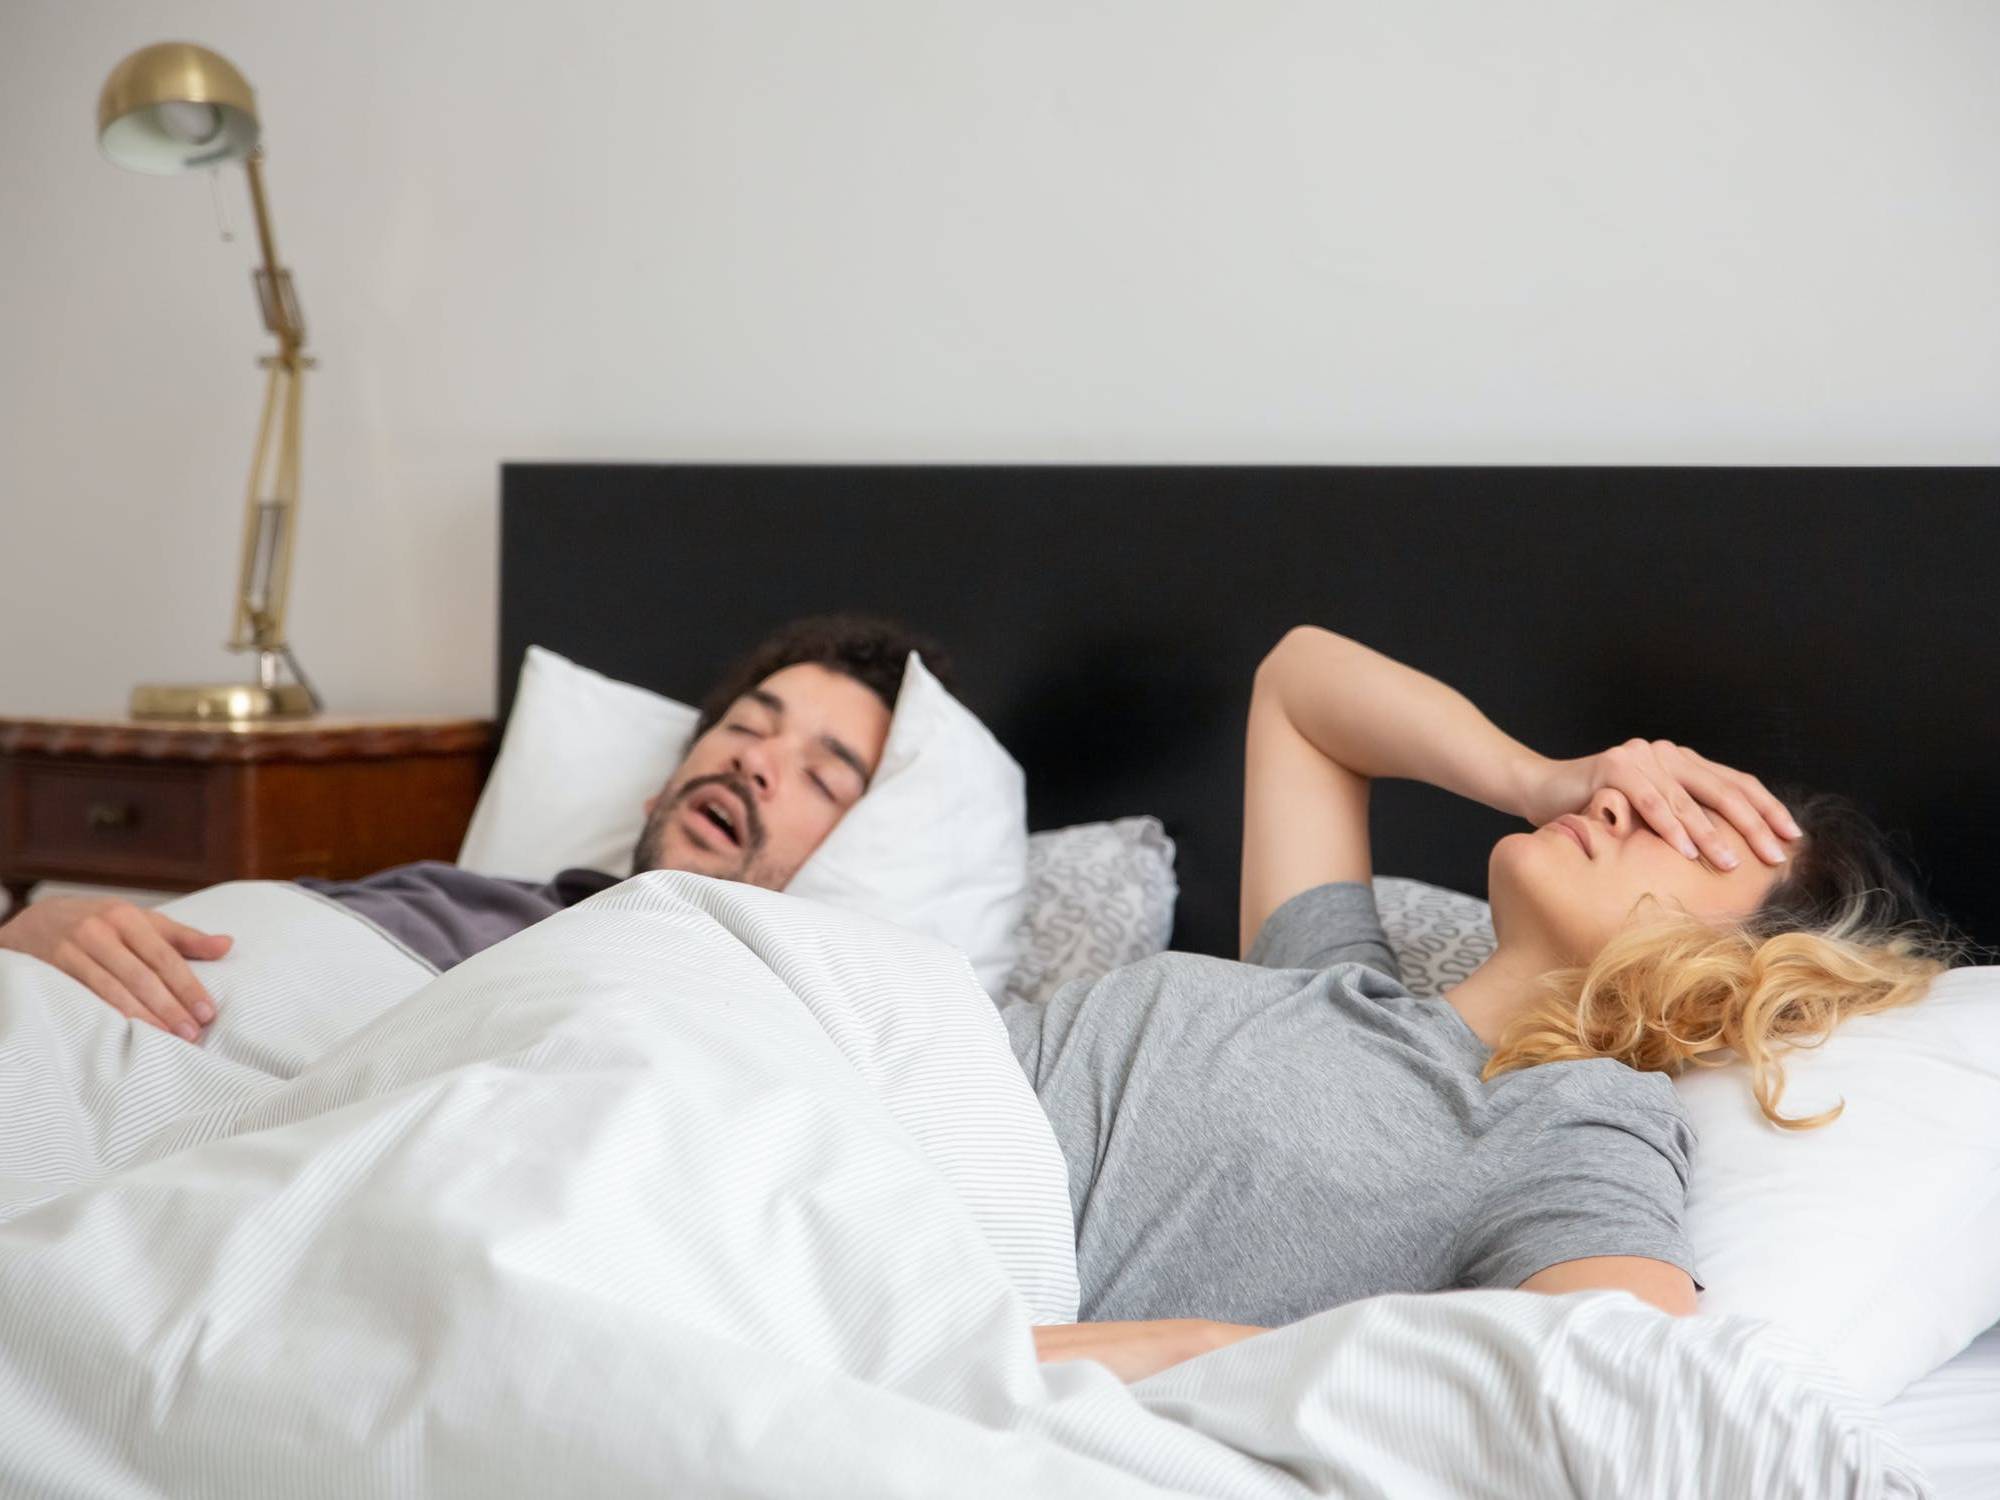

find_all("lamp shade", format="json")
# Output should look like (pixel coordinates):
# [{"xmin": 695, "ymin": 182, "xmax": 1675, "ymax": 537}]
[{"xmin": 98, "ymin": 42, "xmax": 260, "ymax": 174}]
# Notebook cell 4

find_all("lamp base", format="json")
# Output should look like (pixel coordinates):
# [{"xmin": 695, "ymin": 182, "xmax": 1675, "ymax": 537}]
[{"xmin": 130, "ymin": 681, "xmax": 316, "ymax": 722}]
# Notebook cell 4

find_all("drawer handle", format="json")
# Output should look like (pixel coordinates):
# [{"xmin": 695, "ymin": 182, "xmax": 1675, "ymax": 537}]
[{"xmin": 85, "ymin": 801, "xmax": 139, "ymax": 832}]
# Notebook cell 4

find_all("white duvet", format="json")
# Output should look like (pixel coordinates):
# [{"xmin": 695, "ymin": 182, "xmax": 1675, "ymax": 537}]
[{"xmin": 0, "ymin": 873, "xmax": 1930, "ymax": 1498}]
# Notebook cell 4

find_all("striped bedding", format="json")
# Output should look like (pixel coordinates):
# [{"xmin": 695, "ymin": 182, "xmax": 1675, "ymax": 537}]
[{"xmin": 0, "ymin": 873, "xmax": 1929, "ymax": 1498}]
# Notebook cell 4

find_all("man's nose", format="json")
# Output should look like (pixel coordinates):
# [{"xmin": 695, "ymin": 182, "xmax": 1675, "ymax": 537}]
[{"xmin": 731, "ymin": 738, "xmax": 780, "ymax": 800}]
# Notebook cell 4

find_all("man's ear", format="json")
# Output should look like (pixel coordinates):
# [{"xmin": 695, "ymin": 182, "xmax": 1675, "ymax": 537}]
[{"xmin": 643, "ymin": 793, "xmax": 658, "ymax": 816}]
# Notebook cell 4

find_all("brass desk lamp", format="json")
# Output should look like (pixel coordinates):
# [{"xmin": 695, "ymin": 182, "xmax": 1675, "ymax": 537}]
[{"xmin": 97, "ymin": 41, "xmax": 321, "ymax": 721}]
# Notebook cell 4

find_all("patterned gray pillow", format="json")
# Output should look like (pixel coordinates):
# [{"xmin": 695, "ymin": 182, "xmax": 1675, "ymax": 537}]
[
  {"xmin": 1002, "ymin": 817, "xmax": 1178, "ymax": 1006},
  {"xmin": 1371, "ymin": 875, "xmax": 1496, "ymax": 997}
]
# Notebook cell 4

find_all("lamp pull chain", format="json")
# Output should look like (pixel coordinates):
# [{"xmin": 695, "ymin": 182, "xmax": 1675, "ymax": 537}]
[{"xmin": 208, "ymin": 167, "xmax": 235, "ymax": 243}]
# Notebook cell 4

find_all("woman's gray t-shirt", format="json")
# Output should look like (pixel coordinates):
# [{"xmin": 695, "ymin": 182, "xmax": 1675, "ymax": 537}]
[{"xmin": 998, "ymin": 882, "xmax": 1699, "ymax": 1326}]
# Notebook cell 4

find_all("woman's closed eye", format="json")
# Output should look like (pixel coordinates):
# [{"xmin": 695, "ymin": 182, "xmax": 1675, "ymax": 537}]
[
  {"xmin": 1637, "ymin": 822, "xmax": 1732, "ymax": 875},
  {"xmin": 1689, "ymin": 831, "xmax": 1745, "ymax": 875}
]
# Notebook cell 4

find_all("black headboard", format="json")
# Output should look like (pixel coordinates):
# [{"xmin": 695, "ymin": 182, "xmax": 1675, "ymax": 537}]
[{"xmin": 500, "ymin": 464, "xmax": 1999, "ymax": 959}]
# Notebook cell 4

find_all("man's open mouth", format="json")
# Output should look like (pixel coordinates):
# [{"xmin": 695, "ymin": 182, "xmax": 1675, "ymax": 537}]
[{"xmin": 687, "ymin": 786, "xmax": 748, "ymax": 849}]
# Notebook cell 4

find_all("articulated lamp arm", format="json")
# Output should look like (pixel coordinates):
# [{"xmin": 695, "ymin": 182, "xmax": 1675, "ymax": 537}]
[{"xmin": 228, "ymin": 149, "xmax": 318, "ymax": 708}]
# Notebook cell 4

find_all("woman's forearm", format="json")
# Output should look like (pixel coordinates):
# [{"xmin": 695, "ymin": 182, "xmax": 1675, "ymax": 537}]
[
  {"xmin": 1255, "ymin": 626, "xmax": 1545, "ymax": 818},
  {"xmin": 1034, "ymin": 1319, "xmax": 1267, "ymax": 1382}
]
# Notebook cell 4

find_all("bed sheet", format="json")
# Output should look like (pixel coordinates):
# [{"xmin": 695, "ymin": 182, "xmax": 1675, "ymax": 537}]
[{"xmin": 1883, "ymin": 1322, "xmax": 2000, "ymax": 1500}]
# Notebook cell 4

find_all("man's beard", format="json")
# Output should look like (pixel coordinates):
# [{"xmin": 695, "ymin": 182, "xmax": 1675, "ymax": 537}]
[{"xmin": 632, "ymin": 772, "xmax": 766, "ymax": 881}]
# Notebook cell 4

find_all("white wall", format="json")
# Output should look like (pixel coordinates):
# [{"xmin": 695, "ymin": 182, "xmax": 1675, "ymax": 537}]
[{"xmin": 4, "ymin": 0, "xmax": 1996, "ymax": 718}]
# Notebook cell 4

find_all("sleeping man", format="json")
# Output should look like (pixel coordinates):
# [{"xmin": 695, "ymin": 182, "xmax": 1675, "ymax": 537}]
[{"xmin": 0, "ymin": 614, "xmax": 946, "ymax": 1042}]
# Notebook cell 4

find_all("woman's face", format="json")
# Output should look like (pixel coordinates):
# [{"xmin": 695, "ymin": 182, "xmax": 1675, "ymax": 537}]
[{"xmin": 1489, "ymin": 786, "xmax": 1788, "ymax": 963}]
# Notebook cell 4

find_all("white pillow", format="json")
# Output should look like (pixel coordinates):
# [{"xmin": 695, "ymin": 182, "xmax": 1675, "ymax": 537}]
[
  {"xmin": 457, "ymin": 645, "xmax": 698, "ymax": 882},
  {"xmin": 1681, "ymin": 963, "xmax": 2000, "ymax": 1404},
  {"xmin": 1365, "ymin": 878, "xmax": 2000, "ymax": 1405},
  {"xmin": 459, "ymin": 645, "xmax": 1028, "ymax": 996},
  {"xmin": 786, "ymin": 653, "xmax": 1028, "ymax": 996}
]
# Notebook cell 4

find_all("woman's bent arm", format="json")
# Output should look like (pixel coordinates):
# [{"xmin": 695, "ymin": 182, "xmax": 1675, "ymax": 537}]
[{"xmin": 1241, "ymin": 626, "xmax": 1545, "ymax": 955}]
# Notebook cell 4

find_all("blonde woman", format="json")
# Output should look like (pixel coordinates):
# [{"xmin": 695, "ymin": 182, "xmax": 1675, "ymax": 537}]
[{"xmin": 1011, "ymin": 626, "xmax": 1958, "ymax": 1383}]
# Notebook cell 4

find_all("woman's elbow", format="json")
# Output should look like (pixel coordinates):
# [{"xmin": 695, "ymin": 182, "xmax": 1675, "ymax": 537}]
[{"xmin": 1256, "ymin": 624, "xmax": 1345, "ymax": 686}]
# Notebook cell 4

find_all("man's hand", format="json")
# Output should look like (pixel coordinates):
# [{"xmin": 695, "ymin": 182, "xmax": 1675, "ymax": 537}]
[
  {"xmin": 0, "ymin": 896, "xmax": 231, "ymax": 1041},
  {"xmin": 1519, "ymin": 739, "xmax": 1802, "ymax": 869},
  {"xmin": 1032, "ymin": 1319, "xmax": 1266, "ymax": 1383}
]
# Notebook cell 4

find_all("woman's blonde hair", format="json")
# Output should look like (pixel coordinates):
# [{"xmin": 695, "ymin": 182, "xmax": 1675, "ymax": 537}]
[{"xmin": 1483, "ymin": 789, "xmax": 1964, "ymax": 1129}]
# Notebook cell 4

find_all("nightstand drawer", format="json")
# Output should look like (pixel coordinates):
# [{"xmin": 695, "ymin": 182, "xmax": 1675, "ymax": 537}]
[{"xmin": 13, "ymin": 762, "xmax": 212, "ymax": 881}]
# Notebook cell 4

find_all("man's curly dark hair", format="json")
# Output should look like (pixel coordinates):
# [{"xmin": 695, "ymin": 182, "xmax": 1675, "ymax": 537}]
[{"xmin": 690, "ymin": 614, "xmax": 955, "ymax": 742}]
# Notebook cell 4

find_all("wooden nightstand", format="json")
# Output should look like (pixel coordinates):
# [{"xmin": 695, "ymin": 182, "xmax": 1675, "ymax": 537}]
[{"xmin": 0, "ymin": 716, "xmax": 495, "ymax": 914}]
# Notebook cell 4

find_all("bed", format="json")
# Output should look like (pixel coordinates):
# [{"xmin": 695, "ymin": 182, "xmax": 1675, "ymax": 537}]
[
  {"xmin": 0, "ymin": 463, "xmax": 1992, "ymax": 1496},
  {"xmin": 499, "ymin": 461, "xmax": 2000, "ymax": 1495}
]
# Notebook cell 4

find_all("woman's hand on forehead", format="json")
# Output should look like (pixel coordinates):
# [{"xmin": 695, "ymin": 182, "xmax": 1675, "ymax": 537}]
[{"xmin": 1523, "ymin": 739, "xmax": 1803, "ymax": 868}]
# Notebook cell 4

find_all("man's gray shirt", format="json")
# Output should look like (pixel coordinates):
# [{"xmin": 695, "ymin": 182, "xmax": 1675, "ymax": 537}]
[
  {"xmin": 295, "ymin": 861, "xmax": 617, "ymax": 972},
  {"xmin": 999, "ymin": 881, "xmax": 1699, "ymax": 1327}
]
